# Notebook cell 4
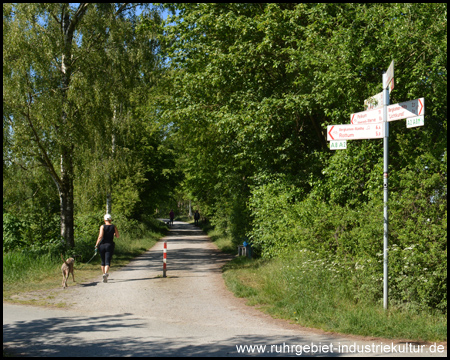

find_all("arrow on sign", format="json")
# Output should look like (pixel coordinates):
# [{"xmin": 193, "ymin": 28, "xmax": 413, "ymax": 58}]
[
  {"xmin": 352, "ymin": 97, "xmax": 425, "ymax": 125},
  {"xmin": 328, "ymin": 126, "xmax": 335, "ymax": 140},
  {"xmin": 387, "ymin": 97, "xmax": 424, "ymax": 122},
  {"xmin": 351, "ymin": 108, "xmax": 383, "ymax": 125},
  {"xmin": 327, "ymin": 124, "xmax": 383, "ymax": 141}
]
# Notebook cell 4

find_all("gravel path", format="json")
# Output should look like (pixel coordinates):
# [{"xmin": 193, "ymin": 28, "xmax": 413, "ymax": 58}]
[{"xmin": 3, "ymin": 221, "xmax": 446, "ymax": 357}]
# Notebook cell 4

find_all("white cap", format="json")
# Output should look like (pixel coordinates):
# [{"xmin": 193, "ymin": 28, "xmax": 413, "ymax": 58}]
[{"xmin": 104, "ymin": 214, "xmax": 112, "ymax": 221}]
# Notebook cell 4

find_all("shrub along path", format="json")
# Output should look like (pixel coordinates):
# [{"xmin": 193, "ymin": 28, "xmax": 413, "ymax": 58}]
[{"xmin": 3, "ymin": 221, "xmax": 446, "ymax": 357}]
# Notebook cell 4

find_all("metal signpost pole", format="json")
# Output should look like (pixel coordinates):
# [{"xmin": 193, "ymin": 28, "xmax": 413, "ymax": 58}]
[
  {"xmin": 327, "ymin": 60, "xmax": 425, "ymax": 310},
  {"xmin": 382, "ymin": 72, "xmax": 389, "ymax": 310}
]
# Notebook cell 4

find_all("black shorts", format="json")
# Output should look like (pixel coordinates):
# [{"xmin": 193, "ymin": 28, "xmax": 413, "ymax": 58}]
[{"xmin": 99, "ymin": 242, "xmax": 115, "ymax": 266}]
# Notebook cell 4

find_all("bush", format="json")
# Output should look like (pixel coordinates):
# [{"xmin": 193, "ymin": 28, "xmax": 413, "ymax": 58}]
[
  {"xmin": 3, "ymin": 212, "xmax": 64, "ymax": 257},
  {"xmin": 3, "ymin": 213, "xmax": 26, "ymax": 252},
  {"xmin": 248, "ymin": 179, "xmax": 302, "ymax": 258},
  {"xmin": 211, "ymin": 195, "xmax": 251, "ymax": 248},
  {"xmin": 248, "ymin": 175, "xmax": 447, "ymax": 313}
]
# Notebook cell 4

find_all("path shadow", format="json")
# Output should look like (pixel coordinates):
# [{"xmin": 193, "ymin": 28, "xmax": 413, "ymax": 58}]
[{"xmin": 3, "ymin": 312, "xmax": 345, "ymax": 357}]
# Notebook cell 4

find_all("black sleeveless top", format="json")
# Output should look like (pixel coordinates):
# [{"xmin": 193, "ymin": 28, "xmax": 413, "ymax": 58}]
[{"xmin": 102, "ymin": 225, "xmax": 116, "ymax": 244}]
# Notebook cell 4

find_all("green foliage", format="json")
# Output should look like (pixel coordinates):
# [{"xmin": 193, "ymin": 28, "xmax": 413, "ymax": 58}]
[
  {"xmin": 159, "ymin": 3, "xmax": 447, "ymax": 314},
  {"xmin": 249, "ymin": 171, "xmax": 447, "ymax": 312},
  {"xmin": 3, "ymin": 3, "xmax": 168, "ymax": 248},
  {"xmin": 3, "ymin": 211, "xmax": 62, "ymax": 255},
  {"xmin": 210, "ymin": 193, "xmax": 251, "ymax": 247},
  {"xmin": 248, "ymin": 178, "xmax": 302, "ymax": 258},
  {"xmin": 3, "ymin": 3, "xmax": 446, "ymax": 316},
  {"xmin": 3, "ymin": 213, "xmax": 25, "ymax": 252}
]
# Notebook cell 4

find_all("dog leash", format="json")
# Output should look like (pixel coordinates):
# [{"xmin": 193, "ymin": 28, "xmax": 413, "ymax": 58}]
[
  {"xmin": 75, "ymin": 233, "xmax": 106, "ymax": 270},
  {"xmin": 75, "ymin": 251, "xmax": 98, "ymax": 270}
]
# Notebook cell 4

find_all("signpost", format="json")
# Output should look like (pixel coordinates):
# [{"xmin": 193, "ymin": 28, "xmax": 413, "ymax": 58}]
[
  {"xmin": 327, "ymin": 60, "xmax": 425, "ymax": 311},
  {"xmin": 382, "ymin": 73, "xmax": 389, "ymax": 311},
  {"xmin": 352, "ymin": 98, "xmax": 424, "ymax": 125},
  {"xmin": 387, "ymin": 98, "xmax": 424, "ymax": 122},
  {"xmin": 327, "ymin": 124, "xmax": 383, "ymax": 141}
]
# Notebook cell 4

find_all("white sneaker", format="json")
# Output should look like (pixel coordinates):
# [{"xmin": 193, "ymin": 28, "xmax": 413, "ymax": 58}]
[{"xmin": 103, "ymin": 274, "xmax": 108, "ymax": 283}]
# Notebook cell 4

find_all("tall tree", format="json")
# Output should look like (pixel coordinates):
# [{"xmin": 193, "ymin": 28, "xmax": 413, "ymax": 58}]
[
  {"xmin": 3, "ymin": 3, "xmax": 158, "ymax": 248},
  {"xmin": 159, "ymin": 3, "xmax": 446, "ymax": 242}
]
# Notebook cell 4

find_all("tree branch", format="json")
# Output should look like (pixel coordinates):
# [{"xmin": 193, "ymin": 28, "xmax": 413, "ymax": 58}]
[
  {"xmin": 116, "ymin": 3, "xmax": 130, "ymax": 15},
  {"xmin": 67, "ymin": 3, "xmax": 89, "ymax": 36},
  {"xmin": 23, "ymin": 88, "xmax": 62, "ymax": 189},
  {"xmin": 309, "ymin": 115, "xmax": 328, "ymax": 151}
]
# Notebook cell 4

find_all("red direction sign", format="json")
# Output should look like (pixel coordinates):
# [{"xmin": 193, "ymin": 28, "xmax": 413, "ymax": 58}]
[
  {"xmin": 387, "ymin": 98, "xmax": 424, "ymax": 122},
  {"xmin": 327, "ymin": 124, "xmax": 383, "ymax": 141}
]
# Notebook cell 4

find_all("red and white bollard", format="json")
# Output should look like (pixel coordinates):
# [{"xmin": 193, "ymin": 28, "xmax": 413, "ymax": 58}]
[{"xmin": 163, "ymin": 241, "xmax": 167, "ymax": 277}]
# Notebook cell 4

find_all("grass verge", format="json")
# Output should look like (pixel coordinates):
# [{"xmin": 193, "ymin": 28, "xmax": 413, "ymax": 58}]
[
  {"xmin": 3, "ymin": 230, "xmax": 163, "ymax": 304},
  {"xmin": 203, "ymin": 226, "xmax": 446, "ymax": 343},
  {"xmin": 221, "ymin": 254, "xmax": 446, "ymax": 342}
]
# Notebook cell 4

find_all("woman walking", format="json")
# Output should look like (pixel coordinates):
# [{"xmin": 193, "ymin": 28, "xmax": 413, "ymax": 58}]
[{"xmin": 95, "ymin": 214, "xmax": 119, "ymax": 283}]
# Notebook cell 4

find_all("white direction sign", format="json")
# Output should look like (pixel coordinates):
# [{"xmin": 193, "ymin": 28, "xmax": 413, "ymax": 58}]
[
  {"xmin": 352, "ymin": 97, "xmax": 424, "ymax": 125},
  {"xmin": 387, "ymin": 98, "xmax": 424, "ymax": 122},
  {"xmin": 384, "ymin": 60, "xmax": 394, "ymax": 89},
  {"xmin": 364, "ymin": 91, "xmax": 383, "ymax": 110},
  {"xmin": 351, "ymin": 108, "xmax": 383, "ymax": 125},
  {"xmin": 327, "ymin": 123, "xmax": 383, "ymax": 141}
]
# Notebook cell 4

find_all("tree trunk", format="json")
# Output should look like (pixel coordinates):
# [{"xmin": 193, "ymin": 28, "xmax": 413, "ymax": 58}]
[
  {"xmin": 59, "ymin": 146, "xmax": 75, "ymax": 249},
  {"xmin": 57, "ymin": 4, "xmax": 85, "ymax": 249},
  {"xmin": 106, "ymin": 186, "xmax": 112, "ymax": 214},
  {"xmin": 106, "ymin": 105, "xmax": 117, "ymax": 215}
]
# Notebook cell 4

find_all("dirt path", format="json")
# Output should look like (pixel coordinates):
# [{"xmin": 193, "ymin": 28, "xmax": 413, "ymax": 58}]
[{"xmin": 3, "ymin": 221, "xmax": 446, "ymax": 357}]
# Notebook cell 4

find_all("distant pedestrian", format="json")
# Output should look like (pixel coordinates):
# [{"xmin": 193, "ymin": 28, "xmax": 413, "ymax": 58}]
[
  {"xmin": 169, "ymin": 209, "xmax": 175, "ymax": 225},
  {"xmin": 95, "ymin": 214, "xmax": 119, "ymax": 283},
  {"xmin": 194, "ymin": 210, "xmax": 200, "ymax": 226}
]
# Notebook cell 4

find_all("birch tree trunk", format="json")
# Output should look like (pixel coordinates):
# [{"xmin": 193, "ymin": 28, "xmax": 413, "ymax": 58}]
[
  {"xmin": 106, "ymin": 105, "xmax": 117, "ymax": 215},
  {"xmin": 56, "ymin": 4, "xmax": 87, "ymax": 248},
  {"xmin": 59, "ymin": 146, "xmax": 75, "ymax": 248}
]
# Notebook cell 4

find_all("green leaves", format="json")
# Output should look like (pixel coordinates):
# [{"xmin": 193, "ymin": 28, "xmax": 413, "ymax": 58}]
[
  {"xmin": 4, "ymin": 4, "xmax": 170, "ymax": 247},
  {"xmin": 157, "ymin": 3, "xmax": 447, "ymax": 312}
]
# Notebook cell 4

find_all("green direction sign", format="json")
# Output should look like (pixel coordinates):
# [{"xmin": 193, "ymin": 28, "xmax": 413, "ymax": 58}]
[
  {"xmin": 330, "ymin": 140, "xmax": 347, "ymax": 150},
  {"xmin": 406, "ymin": 115, "xmax": 424, "ymax": 128}
]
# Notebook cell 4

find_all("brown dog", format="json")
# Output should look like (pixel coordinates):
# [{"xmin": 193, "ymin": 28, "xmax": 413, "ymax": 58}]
[{"xmin": 61, "ymin": 254, "xmax": 75, "ymax": 289}]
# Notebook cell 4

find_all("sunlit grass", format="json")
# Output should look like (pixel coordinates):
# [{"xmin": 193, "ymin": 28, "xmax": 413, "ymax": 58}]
[
  {"xmin": 222, "ymin": 254, "xmax": 446, "ymax": 342},
  {"xmin": 3, "ymin": 230, "xmax": 162, "ymax": 301},
  {"xmin": 204, "ymin": 220, "xmax": 447, "ymax": 343}
]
